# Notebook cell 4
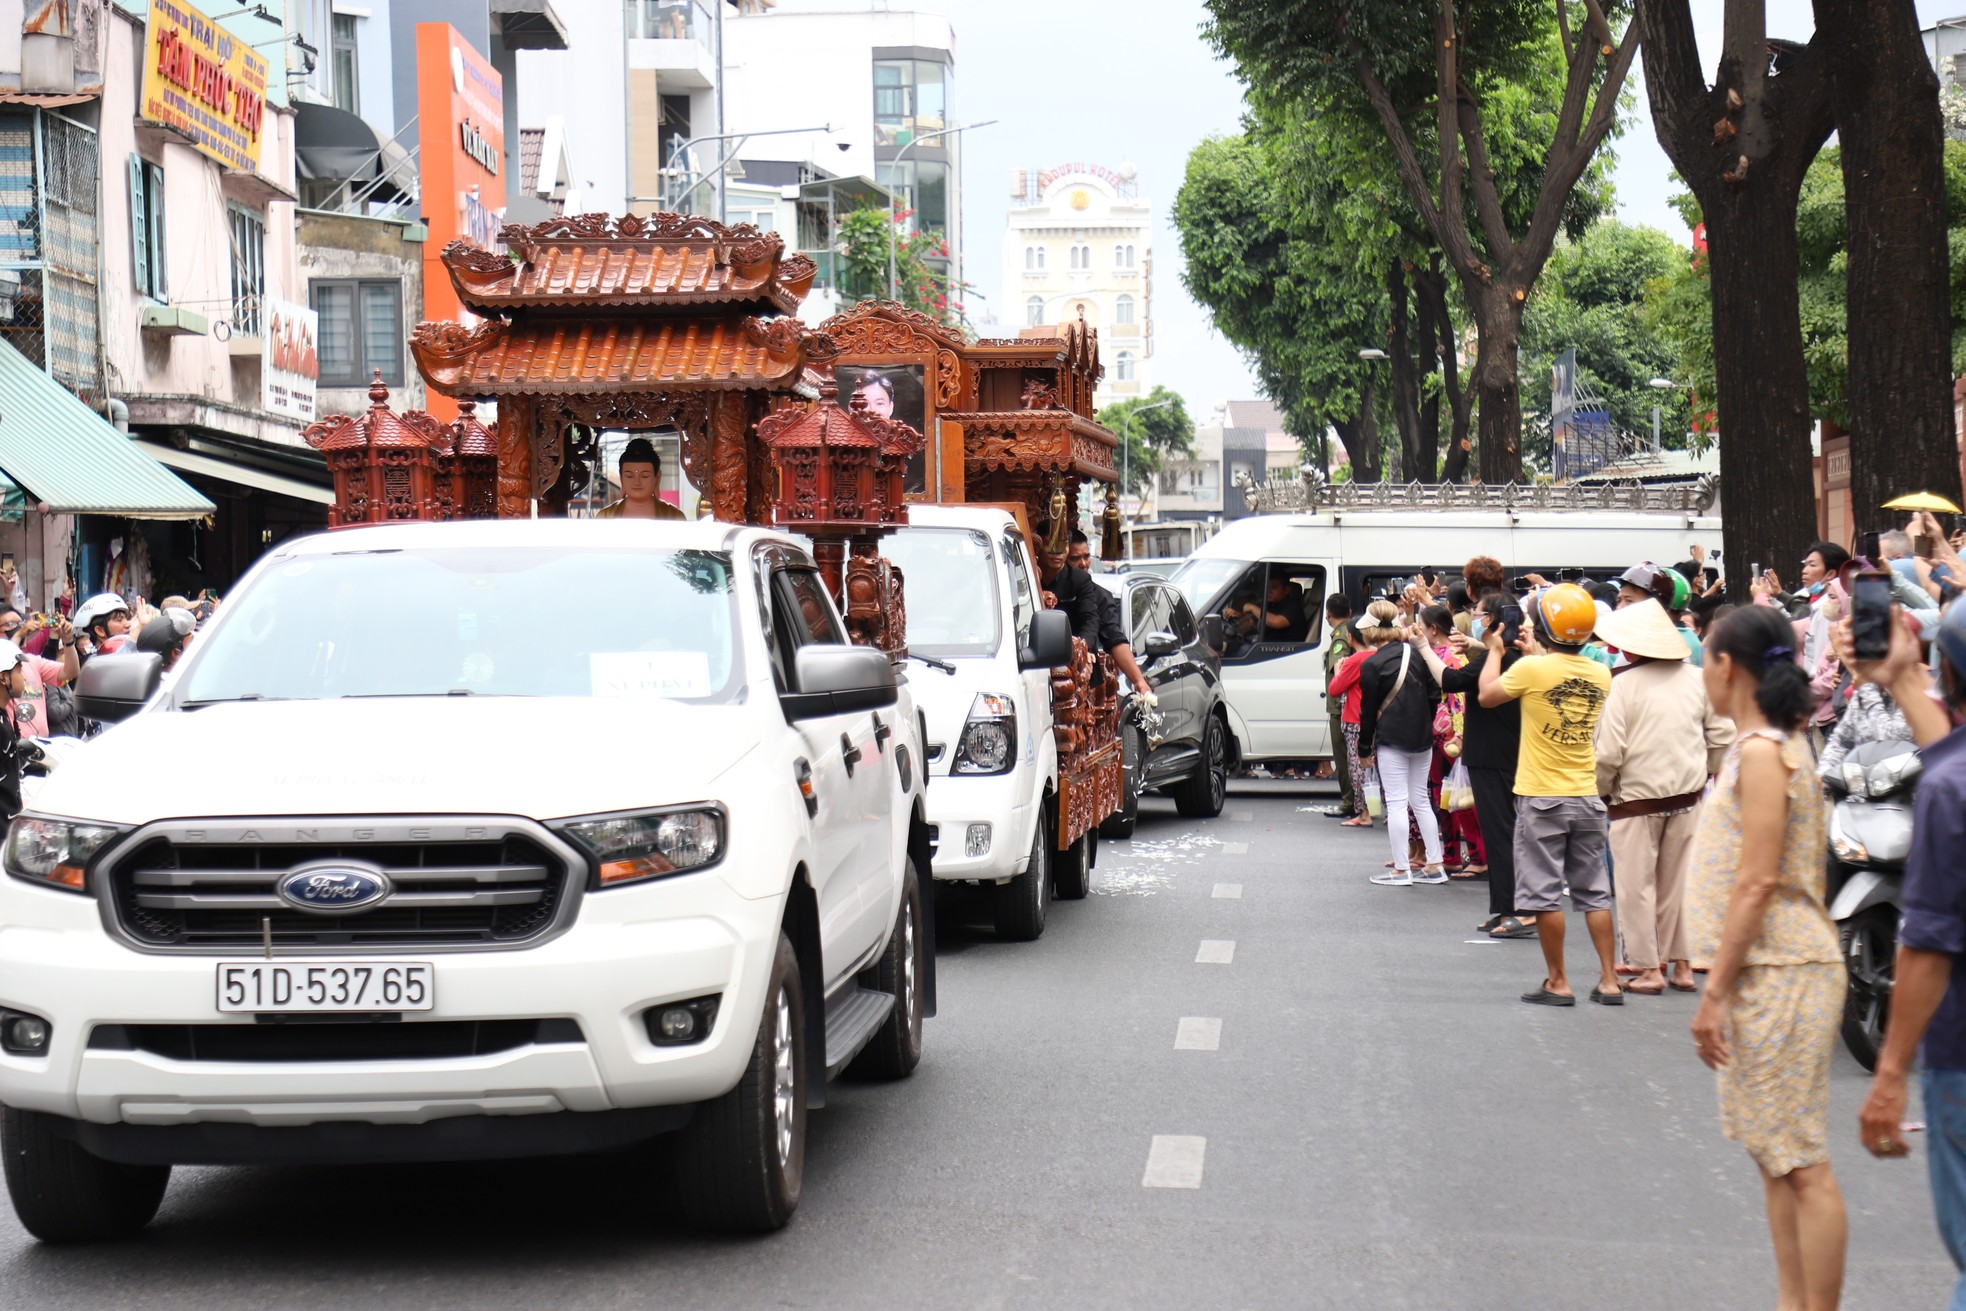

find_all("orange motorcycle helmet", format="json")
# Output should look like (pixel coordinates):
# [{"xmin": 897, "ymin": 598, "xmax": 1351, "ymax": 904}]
[{"xmin": 1530, "ymin": 582, "xmax": 1599, "ymax": 647}]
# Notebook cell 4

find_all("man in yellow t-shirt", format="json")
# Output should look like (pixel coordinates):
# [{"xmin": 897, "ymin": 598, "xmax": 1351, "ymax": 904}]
[{"xmin": 1479, "ymin": 584, "xmax": 1619, "ymax": 1008}]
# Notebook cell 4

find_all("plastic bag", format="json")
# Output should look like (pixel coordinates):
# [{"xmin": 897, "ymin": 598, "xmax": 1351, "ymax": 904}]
[
  {"xmin": 1362, "ymin": 769, "xmax": 1385, "ymax": 819},
  {"xmin": 1441, "ymin": 760, "xmax": 1475, "ymax": 812}
]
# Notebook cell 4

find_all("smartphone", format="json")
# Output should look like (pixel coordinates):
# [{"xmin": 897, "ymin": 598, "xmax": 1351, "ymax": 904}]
[
  {"xmin": 1751, "ymin": 561, "xmax": 1762, "ymax": 581},
  {"xmin": 1857, "ymin": 530, "xmax": 1882, "ymax": 563},
  {"xmin": 1850, "ymin": 569, "xmax": 1894, "ymax": 662},
  {"xmin": 1915, "ymin": 529, "xmax": 1937, "ymax": 560},
  {"xmin": 1, "ymin": 552, "xmax": 13, "ymax": 572},
  {"xmin": 1501, "ymin": 603, "xmax": 1524, "ymax": 647}
]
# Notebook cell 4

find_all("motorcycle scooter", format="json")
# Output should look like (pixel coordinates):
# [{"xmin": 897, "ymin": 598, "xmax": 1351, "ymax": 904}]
[{"xmin": 1825, "ymin": 737, "xmax": 1917, "ymax": 1072}]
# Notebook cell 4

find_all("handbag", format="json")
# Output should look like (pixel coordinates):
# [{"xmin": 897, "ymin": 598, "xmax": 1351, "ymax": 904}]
[{"xmin": 1441, "ymin": 760, "xmax": 1476, "ymax": 812}]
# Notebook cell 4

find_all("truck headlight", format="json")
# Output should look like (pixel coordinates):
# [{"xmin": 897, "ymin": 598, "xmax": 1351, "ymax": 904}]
[
  {"xmin": 554, "ymin": 806, "xmax": 726, "ymax": 888},
  {"xmin": 4, "ymin": 816, "xmax": 119, "ymax": 893},
  {"xmin": 953, "ymin": 693, "xmax": 1016, "ymax": 775}
]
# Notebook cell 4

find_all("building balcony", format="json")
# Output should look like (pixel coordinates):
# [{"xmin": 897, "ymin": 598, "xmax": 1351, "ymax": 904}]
[{"xmin": 626, "ymin": 0, "xmax": 716, "ymax": 88}]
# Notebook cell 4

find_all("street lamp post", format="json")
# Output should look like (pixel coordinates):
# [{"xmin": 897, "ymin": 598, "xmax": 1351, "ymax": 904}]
[
  {"xmin": 887, "ymin": 119, "xmax": 997, "ymax": 303},
  {"xmin": 1647, "ymin": 376, "xmax": 1682, "ymax": 452},
  {"xmin": 1121, "ymin": 397, "xmax": 1176, "ymax": 540},
  {"xmin": 644, "ymin": 124, "xmax": 835, "ymax": 216}
]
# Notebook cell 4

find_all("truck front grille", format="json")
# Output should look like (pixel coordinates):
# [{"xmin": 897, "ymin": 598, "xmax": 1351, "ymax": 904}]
[{"xmin": 103, "ymin": 829, "xmax": 577, "ymax": 951}]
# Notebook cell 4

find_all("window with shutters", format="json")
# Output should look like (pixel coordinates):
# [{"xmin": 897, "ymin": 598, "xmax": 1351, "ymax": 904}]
[
  {"xmin": 332, "ymin": 14, "xmax": 360, "ymax": 113},
  {"xmin": 1025, "ymin": 295, "xmax": 1044, "ymax": 326},
  {"xmin": 1116, "ymin": 349, "xmax": 1136, "ymax": 382},
  {"xmin": 1115, "ymin": 293, "xmax": 1134, "ymax": 325},
  {"xmin": 311, "ymin": 279, "xmax": 404, "ymax": 386},
  {"xmin": 227, "ymin": 204, "xmax": 265, "ymax": 337},
  {"xmin": 129, "ymin": 155, "xmax": 166, "ymax": 300}
]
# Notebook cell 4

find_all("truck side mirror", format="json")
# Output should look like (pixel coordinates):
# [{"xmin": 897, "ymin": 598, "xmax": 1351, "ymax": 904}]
[
  {"xmin": 783, "ymin": 644, "xmax": 899, "ymax": 719},
  {"xmin": 1019, "ymin": 609, "xmax": 1073, "ymax": 670},
  {"xmin": 1142, "ymin": 630, "xmax": 1181, "ymax": 658},
  {"xmin": 75, "ymin": 653, "xmax": 164, "ymax": 724}
]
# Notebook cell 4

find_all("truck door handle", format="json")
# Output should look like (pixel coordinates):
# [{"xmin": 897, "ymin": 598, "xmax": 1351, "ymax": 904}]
[
  {"xmin": 841, "ymin": 733, "xmax": 863, "ymax": 777},
  {"xmin": 872, "ymin": 713, "xmax": 892, "ymax": 746}
]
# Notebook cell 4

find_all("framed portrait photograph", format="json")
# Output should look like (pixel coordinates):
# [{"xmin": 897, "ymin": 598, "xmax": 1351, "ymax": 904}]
[{"xmin": 835, "ymin": 363, "xmax": 929, "ymax": 495}]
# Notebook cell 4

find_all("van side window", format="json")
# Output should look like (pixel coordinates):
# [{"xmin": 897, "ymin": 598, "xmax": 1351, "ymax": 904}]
[
  {"xmin": 1215, "ymin": 564, "xmax": 1327, "ymax": 661},
  {"xmin": 1003, "ymin": 531, "xmax": 1036, "ymax": 650}
]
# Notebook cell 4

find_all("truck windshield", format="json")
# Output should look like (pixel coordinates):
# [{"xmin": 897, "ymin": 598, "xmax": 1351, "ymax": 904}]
[
  {"xmin": 881, "ymin": 527, "xmax": 1002, "ymax": 658},
  {"xmin": 1170, "ymin": 557, "xmax": 1249, "ymax": 616},
  {"xmin": 177, "ymin": 547, "xmax": 743, "ymax": 704}
]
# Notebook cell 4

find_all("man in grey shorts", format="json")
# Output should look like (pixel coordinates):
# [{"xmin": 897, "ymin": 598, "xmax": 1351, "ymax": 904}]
[{"xmin": 1478, "ymin": 584, "xmax": 1622, "ymax": 1006}]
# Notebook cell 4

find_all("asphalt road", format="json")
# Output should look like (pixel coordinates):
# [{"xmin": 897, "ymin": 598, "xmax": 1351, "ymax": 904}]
[{"xmin": 0, "ymin": 779, "xmax": 1955, "ymax": 1309}]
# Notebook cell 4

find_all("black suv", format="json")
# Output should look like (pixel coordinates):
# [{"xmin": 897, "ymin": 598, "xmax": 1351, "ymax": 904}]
[{"xmin": 1094, "ymin": 574, "xmax": 1231, "ymax": 834}]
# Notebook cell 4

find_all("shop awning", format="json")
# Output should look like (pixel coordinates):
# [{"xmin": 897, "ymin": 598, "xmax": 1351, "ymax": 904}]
[
  {"xmin": 293, "ymin": 102, "xmax": 417, "ymax": 204},
  {"xmin": 0, "ymin": 342, "xmax": 214, "ymax": 519},
  {"xmin": 131, "ymin": 442, "xmax": 335, "ymax": 506}
]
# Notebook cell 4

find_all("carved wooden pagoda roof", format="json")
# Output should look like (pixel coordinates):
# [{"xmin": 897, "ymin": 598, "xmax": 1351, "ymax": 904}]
[
  {"xmin": 441, "ymin": 214, "xmax": 818, "ymax": 316},
  {"xmin": 410, "ymin": 314, "xmax": 837, "ymax": 398},
  {"xmin": 945, "ymin": 408, "xmax": 1118, "ymax": 482}
]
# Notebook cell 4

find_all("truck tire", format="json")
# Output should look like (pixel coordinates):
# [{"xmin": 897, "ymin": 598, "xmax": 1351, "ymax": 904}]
[
  {"xmin": 1100, "ymin": 724, "xmax": 1143, "ymax": 839},
  {"xmin": 1, "ymin": 1106, "xmax": 169, "ymax": 1243},
  {"xmin": 850, "ymin": 861, "xmax": 925, "ymax": 1079},
  {"xmin": 1053, "ymin": 826, "xmax": 1092, "ymax": 900},
  {"xmin": 675, "ymin": 933, "xmax": 806, "ymax": 1232},
  {"xmin": 1840, "ymin": 907, "xmax": 1896, "ymax": 1073},
  {"xmin": 1173, "ymin": 713, "xmax": 1228, "ymax": 818},
  {"xmin": 994, "ymin": 804, "xmax": 1051, "ymax": 941}
]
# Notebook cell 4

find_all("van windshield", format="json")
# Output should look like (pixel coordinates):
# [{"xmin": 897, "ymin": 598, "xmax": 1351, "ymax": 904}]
[
  {"xmin": 1170, "ymin": 557, "xmax": 1250, "ymax": 616},
  {"xmin": 177, "ymin": 547, "xmax": 743, "ymax": 705},
  {"xmin": 881, "ymin": 527, "xmax": 1002, "ymax": 658}
]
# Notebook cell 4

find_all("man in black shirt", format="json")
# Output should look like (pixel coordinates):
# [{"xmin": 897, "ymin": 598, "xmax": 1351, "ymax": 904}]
[
  {"xmin": 1408, "ymin": 589, "xmax": 1535, "ymax": 937},
  {"xmin": 1035, "ymin": 527, "xmax": 1105, "ymax": 651},
  {"xmin": 1066, "ymin": 533, "xmax": 1153, "ymax": 700}
]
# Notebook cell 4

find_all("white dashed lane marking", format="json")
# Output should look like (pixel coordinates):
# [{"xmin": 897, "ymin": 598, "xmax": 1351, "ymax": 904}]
[
  {"xmin": 1221, "ymin": 841, "xmax": 1249, "ymax": 855},
  {"xmin": 1174, "ymin": 1017, "xmax": 1222, "ymax": 1050},
  {"xmin": 1211, "ymin": 883, "xmax": 1242, "ymax": 899},
  {"xmin": 1142, "ymin": 1135, "xmax": 1208, "ymax": 1188},
  {"xmin": 1195, "ymin": 939, "xmax": 1236, "ymax": 964}
]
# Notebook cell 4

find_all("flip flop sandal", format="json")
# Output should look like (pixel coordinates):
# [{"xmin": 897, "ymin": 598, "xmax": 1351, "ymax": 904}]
[
  {"xmin": 1460, "ymin": 865, "xmax": 1488, "ymax": 876},
  {"xmin": 1447, "ymin": 867, "xmax": 1483, "ymax": 880},
  {"xmin": 1589, "ymin": 987, "xmax": 1625, "ymax": 1006},
  {"xmin": 1667, "ymin": 978, "xmax": 1698, "ymax": 993},
  {"xmin": 1477, "ymin": 914, "xmax": 1505, "ymax": 933},
  {"xmin": 1520, "ymin": 985, "xmax": 1575, "ymax": 1007},
  {"xmin": 1490, "ymin": 917, "xmax": 1538, "ymax": 939},
  {"xmin": 1623, "ymin": 980, "xmax": 1665, "ymax": 996},
  {"xmin": 1340, "ymin": 817, "xmax": 1372, "ymax": 828}
]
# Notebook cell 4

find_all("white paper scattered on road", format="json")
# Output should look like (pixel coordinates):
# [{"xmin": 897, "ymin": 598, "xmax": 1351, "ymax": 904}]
[
  {"xmin": 1174, "ymin": 1017, "xmax": 1222, "ymax": 1051},
  {"xmin": 1142, "ymin": 1135, "xmax": 1207, "ymax": 1188},
  {"xmin": 1195, "ymin": 939, "xmax": 1235, "ymax": 964},
  {"xmin": 1212, "ymin": 883, "xmax": 1242, "ymax": 899}
]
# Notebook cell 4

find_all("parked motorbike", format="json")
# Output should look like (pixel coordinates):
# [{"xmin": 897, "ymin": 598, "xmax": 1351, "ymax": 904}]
[{"xmin": 1825, "ymin": 737, "xmax": 1918, "ymax": 1072}]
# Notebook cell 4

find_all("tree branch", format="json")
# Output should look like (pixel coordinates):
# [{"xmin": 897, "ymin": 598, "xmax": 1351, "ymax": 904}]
[
  {"xmin": 1634, "ymin": 0, "xmax": 1717, "ymax": 185},
  {"xmin": 1556, "ymin": 0, "xmax": 1573, "ymax": 61},
  {"xmin": 1578, "ymin": 0, "xmax": 1618, "ymax": 50},
  {"xmin": 1456, "ymin": 95, "xmax": 1518, "ymax": 263},
  {"xmin": 1344, "ymin": 34, "xmax": 1479, "ymax": 276},
  {"xmin": 1436, "ymin": 0, "xmax": 1465, "ymax": 263},
  {"xmin": 1524, "ymin": 19, "xmax": 1642, "ymax": 267}
]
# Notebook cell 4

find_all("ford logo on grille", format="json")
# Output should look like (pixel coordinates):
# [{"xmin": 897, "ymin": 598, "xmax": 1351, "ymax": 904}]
[{"xmin": 276, "ymin": 863, "xmax": 392, "ymax": 915}]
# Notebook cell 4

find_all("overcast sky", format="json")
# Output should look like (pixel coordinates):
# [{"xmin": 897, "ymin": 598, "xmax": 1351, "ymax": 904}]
[{"xmin": 903, "ymin": 0, "xmax": 1966, "ymax": 427}]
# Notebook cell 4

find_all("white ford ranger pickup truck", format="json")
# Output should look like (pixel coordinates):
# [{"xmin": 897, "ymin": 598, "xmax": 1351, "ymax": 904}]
[{"xmin": 0, "ymin": 518, "xmax": 932, "ymax": 1239}]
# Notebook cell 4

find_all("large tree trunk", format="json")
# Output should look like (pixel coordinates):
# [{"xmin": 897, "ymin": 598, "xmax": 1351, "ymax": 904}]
[
  {"xmin": 1816, "ymin": 0, "xmax": 1963, "ymax": 522},
  {"xmin": 1386, "ymin": 260, "xmax": 1432, "ymax": 481},
  {"xmin": 1468, "ymin": 287, "xmax": 1525, "ymax": 484},
  {"xmin": 1332, "ymin": 382, "xmax": 1383, "ymax": 483},
  {"xmin": 1417, "ymin": 261, "xmax": 1473, "ymax": 482},
  {"xmin": 1705, "ymin": 183, "xmax": 1820, "ymax": 597},
  {"xmin": 1636, "ymin": 2, "xmax": 1835, "ymax": 598}
]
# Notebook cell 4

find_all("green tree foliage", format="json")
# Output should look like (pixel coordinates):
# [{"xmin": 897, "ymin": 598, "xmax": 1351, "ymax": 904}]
[
  {"xmin": 1643, "ymin": 140, "xmax": 1966, "ymax": 434},
  {"xmin": 1519, "ymin": 220, "xmax": 1690, "ymax": 462},
  {"xmin": 1097, "ymin": 386, "xmax": 1196, "ymax": 496},
  {"xmin": 1204, "ymin": 1, "xmax": 1638, "ymax": 482},
  {"xmin": 833, "ymin": 207, "xmax": 961, "ymax": 322}
]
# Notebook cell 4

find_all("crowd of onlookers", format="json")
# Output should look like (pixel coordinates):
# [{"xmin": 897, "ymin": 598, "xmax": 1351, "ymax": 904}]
[
  {"xmin": 1308, "ymin": 518, "xmax": 1966, "ymax": 1311},
  {"xmin": 0, "ymin": 569, "xmax": 215, "ymax": 819}
]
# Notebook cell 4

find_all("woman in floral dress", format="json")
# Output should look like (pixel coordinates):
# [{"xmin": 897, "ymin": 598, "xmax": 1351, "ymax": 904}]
[{"xmin": 1686, "ymin": 605, "xmax": 1847, "ymax": 1311}]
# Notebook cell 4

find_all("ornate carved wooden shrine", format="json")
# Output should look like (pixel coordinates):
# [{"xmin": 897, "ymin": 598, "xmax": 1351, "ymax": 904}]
[
  {"xmin": 301, "ymin": 372, "xmax": 495, "ymax": 527},
  {"xmin": 408, "ymin": 213, "xmax": 836, "ymax": 523}
]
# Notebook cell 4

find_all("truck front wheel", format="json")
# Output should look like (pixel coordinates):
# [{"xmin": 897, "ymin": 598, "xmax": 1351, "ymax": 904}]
[
  {"xmin": 851, "ymin": 860, "xmax": 925, "ymax": 1079},
  {"xmin": 2, "ymin": 1106, "xmax": 169, "ymax": 1242},
  {"xmin": 675, "ymin": 933, "xmax": 806, "ymax": 1232},
  {"xmin": 994, "ymin": 804, "xmax": 1051, "ymax": 941}
]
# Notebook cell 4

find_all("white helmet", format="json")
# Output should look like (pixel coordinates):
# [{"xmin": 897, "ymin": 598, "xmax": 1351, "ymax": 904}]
[
  {"xmin": 72, "ymin": 592, "xmax": 130, "ymax": 632},
  {"xmin": 0, "ymin": 639, "xmax": 26, "ymax": 674}
]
